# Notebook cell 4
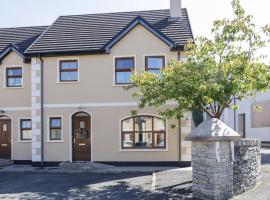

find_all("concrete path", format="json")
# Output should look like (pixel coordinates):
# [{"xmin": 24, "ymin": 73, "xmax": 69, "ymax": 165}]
[{"xmin": 0, "ymin": 165, "xmax": 191, "ymax": 174}]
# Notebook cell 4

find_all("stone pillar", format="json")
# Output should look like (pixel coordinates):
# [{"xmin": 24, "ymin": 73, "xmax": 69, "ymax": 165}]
[
  {"xmin": 31, "ymin": 58, "xmax": 42, "ymax": 163},
  {"xmin": 186, "ymin": 118, "xmax": 241, "ymax": 200}
]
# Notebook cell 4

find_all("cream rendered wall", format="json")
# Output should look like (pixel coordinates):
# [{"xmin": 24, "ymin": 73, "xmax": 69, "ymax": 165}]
[
  {"xmin": 0, "ymin": 52, "xmax": 32, "ymax": 160},
  {"xmin": 42, "ymin": 25, "xmax": 178, "ymax": 104},
  {"xmin": 40, "ymin": 24, "xmax": 190, "ymax": 162},
  {"xmin": 43, "ymin": 107, "xmax": 180, "ymax": 162},
  {"xmin": 0, "ymin": 52, "xmax": 31, "ymax": 107}
]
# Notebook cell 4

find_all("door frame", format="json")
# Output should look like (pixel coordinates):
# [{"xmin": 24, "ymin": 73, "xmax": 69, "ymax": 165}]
[
  {"xmin": 0, "ymin": 114, "xmax": 12, "ymax": 160},
  {"xmin": 69, "ymin": 110, "xmax": 92, "ymax": 162}
]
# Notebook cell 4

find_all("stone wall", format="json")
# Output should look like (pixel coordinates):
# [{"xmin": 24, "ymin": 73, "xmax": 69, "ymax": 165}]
[
  {"xmin": 233, "ymin": 139, "xmax": 261, "ymax": 194},
  {"xmin": 192, "ymin": 141, "xmax": 234, "ymax": 200}
]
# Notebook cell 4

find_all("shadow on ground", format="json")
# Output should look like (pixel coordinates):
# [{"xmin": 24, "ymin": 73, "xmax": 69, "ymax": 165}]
[
  {"xmin": 0, "ymin": 172, "xmax": 193, "ymax": 200},
  {"xmin": 261, "ymin": 149, "xmax": 270, "ymax": 165}
]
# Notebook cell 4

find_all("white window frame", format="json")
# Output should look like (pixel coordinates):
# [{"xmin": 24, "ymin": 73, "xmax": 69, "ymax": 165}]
[
  {"xmin": 4, "ymin": 65, "xmax": 24, "ymax": 88},
  {"xmin": 47, "ymin": 116, "xmax": 64, "ymax": 143},
  {"xmin": 17, "ymin": 118, "xmax": 32, "ymax": 143},
  {"xmin": 57, "ymin": 58, "xmax": 80, "ymax": 84},
  {"xmin": 119, "ymin": 113, "xmax": 168, "ymax": 152},
  {"xmin": 113, "ymin": 55, "xmax": 136, "ymax": 86}
]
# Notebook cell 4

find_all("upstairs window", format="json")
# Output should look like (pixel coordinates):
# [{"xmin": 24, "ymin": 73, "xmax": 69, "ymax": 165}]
[
  {"xmin": 115, "ymin": 57, "xmax": 134, "ymax": 85},
  {"xmin": 59, "ymin": 60, "xmax": 78, "ymax": 82},
  {"xmin": 145, "ymin": 56, "xmax": 165, "ymax": 75},
  {"xmin": 6, "ymin": 67, "xmax": 23, "ymax": 87},
  {"xmin": 20, "ymin": 119, "xmax": 32, "ymax": 141},
  {"xmin": 49, "ymin": 117, "xmax": 62, "ymax": 141},
  {"xmin": 121, "ymin": 115, "xmax": 166, "ymax": 149}
]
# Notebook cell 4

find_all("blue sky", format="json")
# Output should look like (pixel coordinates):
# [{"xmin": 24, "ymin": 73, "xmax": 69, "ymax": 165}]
[{"xmin": 1, "ymin": 0, "xmax": 270, "ymax": 39}]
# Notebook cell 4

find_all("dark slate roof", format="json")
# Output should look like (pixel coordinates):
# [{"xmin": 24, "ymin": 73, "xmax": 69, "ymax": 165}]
[
  {"xmin": 27, "ymin": 9, "xmax": 193, "ymax": 55},
  {"xmin": 0, "ymin": 26, "xmax": 48, "ymax": 54}
]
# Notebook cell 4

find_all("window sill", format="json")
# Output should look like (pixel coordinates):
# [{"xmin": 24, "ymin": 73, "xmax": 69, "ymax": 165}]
[
  {"xmin": 17, "ymin": 140, "xmax": 32, "ymax": 143},
  {"xmin": 56, "ymin": 81, "xmax": 80, "ymax": 84},
  {"xmin": 46, "ymin": 140, "xmax": 64, "ymax": 143},
  {"xmin": 4, "ymin": 86, "xmax": 24, "ymax": 89},
  {"xmin": 112, "ymin": 84, "xmax": 133, "ymax": 87},
  {"xmin": 119, "ymin": 148, "xmax": 168, "ymax": 152}
]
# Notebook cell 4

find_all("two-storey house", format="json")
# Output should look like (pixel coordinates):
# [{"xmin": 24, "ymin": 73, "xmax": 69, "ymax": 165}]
[{"xmin": 0, "ymin": 0, "xmax": 193, "ymax": 166}]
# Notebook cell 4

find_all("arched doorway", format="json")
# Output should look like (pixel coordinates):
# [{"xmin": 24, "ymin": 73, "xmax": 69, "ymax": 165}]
[
  {"xmin": 72, "ymin": 112, "xmax": 91, "ymax": 161},
  {"xmin": 0, "ymin": 115, "xmax": 11, "ymax": 159}
]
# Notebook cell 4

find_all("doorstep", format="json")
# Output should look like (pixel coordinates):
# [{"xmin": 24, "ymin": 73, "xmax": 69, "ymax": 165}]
[
  {"xmin": 0, "ymin": 164, "xmax": 191, "ymax": 174},
  {"xmin": 0, "ymin": 159, "xmax": 13, "ymax": 167}
]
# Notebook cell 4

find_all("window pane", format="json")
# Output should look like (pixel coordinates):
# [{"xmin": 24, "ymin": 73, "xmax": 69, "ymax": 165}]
[
  {"xmin": 123, "ymin": 133, "xmax": 133, "ymax": 147},
  {"xmin": 122, "ymin": 118, "xmax": 133, "ymax": 131},
  {"xmin": 61, "ymin": 72, "xmax": 78, "ymax": 81},
  {"xmin": 50, "ymin": 129, "xmax": 62, "ymax": 140},
  {"xmin": 116, "ymin": 72, "xmax": 132, "ymax": 84},
  {"xmin": 2, "ymin": 124, "xmax": 7, "ymax": 132},
  {"xmin": 51, "ymin": 118, "xmax": 61, "ymax": 128},
  {"xmin": 7, "ymin": 69, "xmax": 22, "ymax": 76},
  {"xmin": 154, "ymin": 118, "xmax": 165, "ymax": 131},
  {"xmin": 147, "ymin": 57, "xmax": 164, "ymax": 69},
  {"xmin": 8, "ymin": 78, "xmax": 22, "ymax": 86},
  {"xmin": 135, "ymin": 116, "xmax": 152, "ymax": 131},
  {"xmin": 116, "ymin": 58, "xmax": 134, "ymax": 69},
  {"xmin": 134, "ymin": 132, "xmax": 152, "ymax": 148},
  {"xmin": 154, "ymin": 133, "xmax": 165, "ymax": 147},
  {"xmin": 61, "ymin": 61, "xmax": 78, "ymax": 70},
  {"xmin": 21, "ymin": 120, "xmax": 31, "ymax": 129},
  {"xmin": 22, "ymin": 130, "xmax": 32, "ymax": 140}
]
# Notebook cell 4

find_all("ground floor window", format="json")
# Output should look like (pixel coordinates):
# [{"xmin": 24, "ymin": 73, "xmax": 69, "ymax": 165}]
[
  {"xmin": 20, "ymin": 119, "xmax": 32, "ymax": 140},
  {"xmin": 49, "ymin": 117, "xmax": 62, "ymax": 140},
  {"xmin": 121, "ymin": 115, "xmax": 166, "ymax": 149}
]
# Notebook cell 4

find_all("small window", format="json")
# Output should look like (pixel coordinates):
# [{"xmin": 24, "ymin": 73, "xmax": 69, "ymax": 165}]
[
  {"xmin": 121, "ymin": 115, "xmax": 166, "ymax": 149},
  {"xmin": 238, "ymin": 114, "xmax": 246, "ymax": 138},
  {"xmin": 20, "ymin": 119, "xmax": 32, "ymax": 140},
  {"xmin": 6, "ymin": 67, "xmax": 22, "ymax": 87},
  {"xmin": 145, "ymin": 56, "xmax": 165, "ymax": 74},
  {"xmin": 49, "ymin": 117, "xmax": 62, "ymax": 140},
  {"xmin": 2, "ymin": 124, "xmax": 8, "ymax": 132},
  {"xmin": 59, "ymin": 60, "xmax": 78, "ymax": 82},
  {"xmin": 115, "ymin": 57, "xmax": 134, "ymax": 85}
]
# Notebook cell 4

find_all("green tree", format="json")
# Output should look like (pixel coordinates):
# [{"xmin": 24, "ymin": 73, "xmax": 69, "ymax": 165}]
[{"xmin": 127, "ymin": 0, "xmax": 270, "ymax": 120}]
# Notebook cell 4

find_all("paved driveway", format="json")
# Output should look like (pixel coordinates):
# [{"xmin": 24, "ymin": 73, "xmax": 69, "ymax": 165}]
[
  {"xmin": 0, "ymin": 149, "xmax": 269, "ymax": 200},
  {"xmin": 0, "ymin": 169, "xmax": 192, "ymax": 200}
]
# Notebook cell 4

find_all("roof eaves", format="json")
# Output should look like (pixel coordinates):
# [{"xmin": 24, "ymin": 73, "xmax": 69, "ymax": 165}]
[
  {"xmin": 103, "ymin": 15, "xmax": 176, "ymax": 53},
  {"xmin": 0, "ymin": 43, "xmax": 26, "ymax": 64}
]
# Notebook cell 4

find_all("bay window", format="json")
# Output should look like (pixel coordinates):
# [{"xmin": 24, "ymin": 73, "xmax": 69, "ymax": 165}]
[{"xmin": 121, "ymin": 115, "xmax": 166, "ymax": 149}]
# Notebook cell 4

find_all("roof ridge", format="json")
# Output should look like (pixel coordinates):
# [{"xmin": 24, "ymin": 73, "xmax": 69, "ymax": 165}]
[{"xmin": 58, "ymin": 8, "xmax": 179, "ymax": 18}]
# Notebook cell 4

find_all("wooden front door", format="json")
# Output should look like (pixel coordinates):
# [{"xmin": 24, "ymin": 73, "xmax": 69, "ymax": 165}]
[
  {"xmin": 72, "ymin": 113, "xmax": 91, "ymax": 161},
  {"xmin": 0, "ymin": 119, "xmax": 11, "ymax": 159}
]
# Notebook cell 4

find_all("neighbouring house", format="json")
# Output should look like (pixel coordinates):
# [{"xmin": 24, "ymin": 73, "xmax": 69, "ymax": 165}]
[
  {"xmin": 223, "ymin": 92, "xmax": 270, "ymax": 143},
  {"xmin": 0, "ymin": 0, "xmax": 193, "ymax": 166}
]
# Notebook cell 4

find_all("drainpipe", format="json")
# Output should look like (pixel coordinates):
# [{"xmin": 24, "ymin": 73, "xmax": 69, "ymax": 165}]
[
  {"xmin": 39, "ymin": 55, "xmax": 44, "ymax": 167},
  {"xmin": 177, "ymin": 51, "xmax": 182, "ymax": 163}
]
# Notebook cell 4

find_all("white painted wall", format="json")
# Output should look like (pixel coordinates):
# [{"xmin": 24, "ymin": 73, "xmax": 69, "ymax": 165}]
[{"xmin": 223, "ymin": 90, "xmax": 270, "ymax": 142}]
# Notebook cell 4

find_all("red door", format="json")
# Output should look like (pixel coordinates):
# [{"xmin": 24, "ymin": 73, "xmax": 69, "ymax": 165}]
[{"xmin": 0, "ymin": 119, "xmax": 11, "ymax": 159}]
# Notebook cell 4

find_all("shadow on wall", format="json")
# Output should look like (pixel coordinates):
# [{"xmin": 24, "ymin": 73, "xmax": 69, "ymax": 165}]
[{"xmin": 261, "ymin": 152, "xmax": 270, "ymax": 165}]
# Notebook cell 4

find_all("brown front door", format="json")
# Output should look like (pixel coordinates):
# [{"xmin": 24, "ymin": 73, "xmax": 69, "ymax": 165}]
[
  {"xmin": 72, "ymin": 113, "xmax": 91, "ymax": 161},
  {"xmin": 0, "ymin": 119, "xmax": 11, "ymax": 159}
]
